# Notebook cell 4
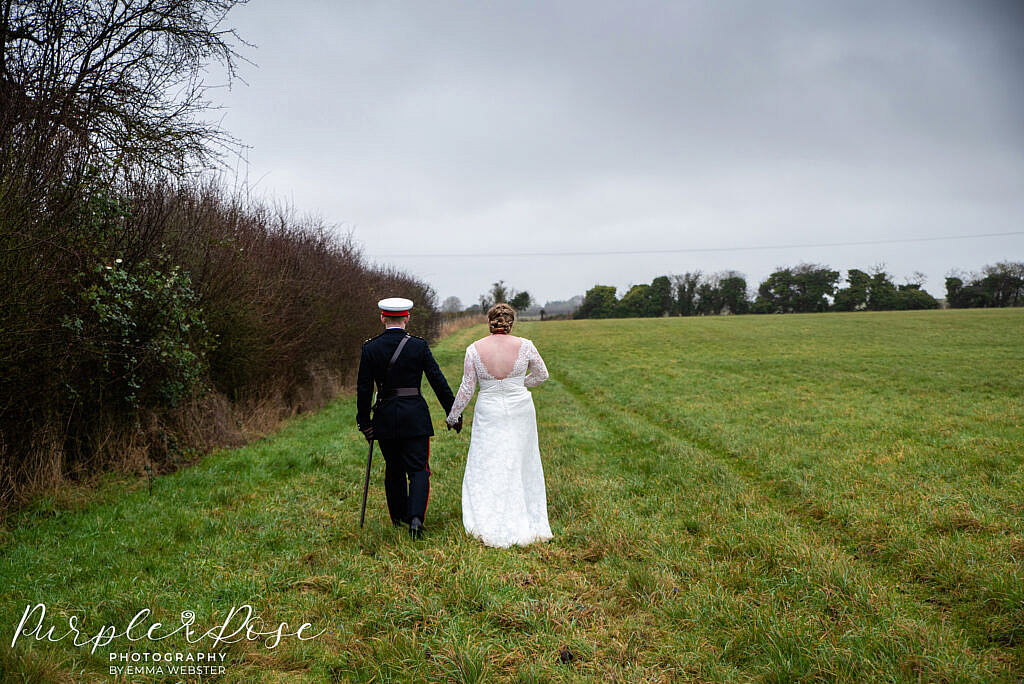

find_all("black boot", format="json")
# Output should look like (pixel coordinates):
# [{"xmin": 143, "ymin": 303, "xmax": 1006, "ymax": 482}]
[{"xmin": 409, "ymin": 517, "xmax": 423, "ymax": 540}]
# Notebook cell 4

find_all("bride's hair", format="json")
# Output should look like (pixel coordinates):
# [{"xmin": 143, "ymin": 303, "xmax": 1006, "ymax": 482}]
[{"xmin": 487, "ymin": 303, "xmax": 515, "ymax": 334}]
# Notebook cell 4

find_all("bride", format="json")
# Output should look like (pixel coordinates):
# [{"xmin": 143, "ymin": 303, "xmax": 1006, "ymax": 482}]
[{"xmin": 445, "ymin": 303, "xmax": 552, "ymax": 548}]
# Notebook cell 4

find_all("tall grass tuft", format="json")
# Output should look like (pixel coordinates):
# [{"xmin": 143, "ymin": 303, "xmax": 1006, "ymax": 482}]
[
  {"xmin": 440, "ymin": 638, "xmax": 492, "ymax": 684},
  {"xmin": 439, "ymin": 312, "xmax": 488, "ymax": 338}
]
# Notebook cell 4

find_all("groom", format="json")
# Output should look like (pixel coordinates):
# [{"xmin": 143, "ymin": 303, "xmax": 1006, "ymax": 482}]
[{"xmin": 356, "ymin": 297, "xmax": 462, "ymax": 539}]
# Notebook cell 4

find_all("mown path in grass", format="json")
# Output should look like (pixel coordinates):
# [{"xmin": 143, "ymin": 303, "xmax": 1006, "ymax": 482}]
[{"xmin": 1, "ymin": 309, "xmax": 1022, "ymax": 682}]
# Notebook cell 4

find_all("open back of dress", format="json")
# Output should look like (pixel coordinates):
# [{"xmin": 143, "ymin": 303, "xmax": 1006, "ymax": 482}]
[
  {"xmin": 471, "ymin": 336, "xmax": 524, "ymax": 380},
  {"xmin": 446, "ymin": 336, "xmax": 552, "ymax": 548}
]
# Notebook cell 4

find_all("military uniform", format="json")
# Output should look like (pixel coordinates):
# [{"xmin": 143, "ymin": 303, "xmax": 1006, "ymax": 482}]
[{"xmin": 356, "ymin": 323, "xmax": 456, "ymax": 528}]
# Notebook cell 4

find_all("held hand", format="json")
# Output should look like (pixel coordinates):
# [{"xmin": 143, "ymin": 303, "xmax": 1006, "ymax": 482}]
[
  {"xmin": 360, "ymin": 425, "xmax": 375, "ymax": 442},
  {"xmin": 446, "ymin": 415, "xmax": 463, "ymax": 434}
]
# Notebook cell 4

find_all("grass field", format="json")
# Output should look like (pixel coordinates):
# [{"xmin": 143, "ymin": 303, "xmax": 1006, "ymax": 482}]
[{"xmin": 2, "ymin": 309, "xmax": 1022, "ymax": 682}]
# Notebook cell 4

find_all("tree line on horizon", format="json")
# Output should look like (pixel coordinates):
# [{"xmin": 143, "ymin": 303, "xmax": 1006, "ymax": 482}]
[
  {"xmin": 572, "ymin": 261, "xmax": 1024, "ymax": 319},
  {"xmin": 441, "ymin": 280, "xmax": 534, "ymax": 315}
]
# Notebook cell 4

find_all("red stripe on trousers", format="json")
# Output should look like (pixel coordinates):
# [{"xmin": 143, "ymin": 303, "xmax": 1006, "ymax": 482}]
[{"xmin": 424, "ymin": 438, "xmax": 431, "ymax": 515}]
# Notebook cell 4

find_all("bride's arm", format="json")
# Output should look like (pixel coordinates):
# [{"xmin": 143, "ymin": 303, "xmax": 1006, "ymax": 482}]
[
  {"xmin": 446, "ymin": 346, "xmax": 477, "ymax": 425},
  {"xmin": 524, "ymin": 340, "xmax": 549, "ymax": 388}
]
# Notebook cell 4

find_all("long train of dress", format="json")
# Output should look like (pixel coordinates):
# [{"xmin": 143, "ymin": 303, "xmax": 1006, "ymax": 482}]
[{"xmin": 447, "ymin": 338, "xmax": 552, "ymax": 548}]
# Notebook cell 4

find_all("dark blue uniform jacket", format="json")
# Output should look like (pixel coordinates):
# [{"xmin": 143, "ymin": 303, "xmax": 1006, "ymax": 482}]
[{"xmin": 356, "ymin": 328, "xmax": 456, "ymax": 439}]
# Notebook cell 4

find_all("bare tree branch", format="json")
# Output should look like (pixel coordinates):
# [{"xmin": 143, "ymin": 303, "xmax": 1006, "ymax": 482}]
[{"xmin": 1, "ymin": 0, "xmax": 248, "ymax": 181}]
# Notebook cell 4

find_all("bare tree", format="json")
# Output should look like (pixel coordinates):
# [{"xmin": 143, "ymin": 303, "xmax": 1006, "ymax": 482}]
[
  {"xmin": 907, "ymin": 271, "xmax": 928, "ymax": 288},
  {"xmin": 1, "ymin": 0, "xmax": 248, "ymax": 180},
  {"xmin": 441, "ymin": 295, "xmax": 463, "ymax": 313},
  {"xmin": 490, "ymin": 280, "xmax": 510, "ymax": 304},
  {"xmin": 672, "ymin": 271, "xmax": 701, "ymax": 316}
]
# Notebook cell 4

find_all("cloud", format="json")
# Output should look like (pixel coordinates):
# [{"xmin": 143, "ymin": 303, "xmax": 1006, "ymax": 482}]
[{"xmin": 216, "ymin": 0, "xmax": 1024, "ymax": 303}]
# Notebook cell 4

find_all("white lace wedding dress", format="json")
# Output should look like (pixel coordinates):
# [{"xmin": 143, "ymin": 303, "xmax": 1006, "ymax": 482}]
[{"xmin": 446, "ymin": 337, "xmax": 552, "ymax": 548}]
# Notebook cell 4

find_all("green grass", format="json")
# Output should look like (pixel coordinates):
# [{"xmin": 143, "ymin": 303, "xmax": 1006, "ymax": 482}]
[{"xmin": 2, "ymin": 308, "xmax": 1022, "ymax": 682}]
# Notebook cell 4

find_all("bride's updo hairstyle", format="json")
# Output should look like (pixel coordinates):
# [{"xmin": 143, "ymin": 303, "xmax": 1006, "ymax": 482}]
[{"xmin": 487, "ymin": 303, "xmax": 515, "ymax": 334}]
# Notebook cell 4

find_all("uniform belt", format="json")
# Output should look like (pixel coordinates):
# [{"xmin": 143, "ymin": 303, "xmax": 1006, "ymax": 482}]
[{"xmin": 377, "ymin": 387, "xmax": 421, "ymax": 399}]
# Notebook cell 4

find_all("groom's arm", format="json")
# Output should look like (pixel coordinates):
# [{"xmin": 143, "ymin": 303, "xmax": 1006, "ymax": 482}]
[
  {"xmin": 355, "ymin": 345, "xmax": 375, "ymax": 432},
  {"xmin": 422, "ymin": 344, "xmax": 455, "ymax": 416}
]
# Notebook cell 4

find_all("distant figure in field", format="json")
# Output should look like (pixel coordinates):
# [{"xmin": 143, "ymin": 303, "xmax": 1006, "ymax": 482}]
[{"xmin": 446, "ymin": 303, "xmax": 552, "ymax": 547}]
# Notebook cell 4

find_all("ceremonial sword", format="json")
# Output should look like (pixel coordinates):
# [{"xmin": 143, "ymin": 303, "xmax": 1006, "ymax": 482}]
[{"xmin": 359, "ymin": 437, "xmax": 374, "ymax": 529}]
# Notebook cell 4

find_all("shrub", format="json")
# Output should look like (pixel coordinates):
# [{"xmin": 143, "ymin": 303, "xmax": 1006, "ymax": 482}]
[
  {"xmin": 574, "ymin": 285, "xmax": 619, "ymax": 319},
  {"xmin": 61, "ymin": 258, "xmax": 213, "ymax": 410}
]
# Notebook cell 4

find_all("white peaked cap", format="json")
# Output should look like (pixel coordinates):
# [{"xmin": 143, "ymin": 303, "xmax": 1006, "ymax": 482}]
[{"xmin": 378, "ymin": 297, "xmax": 414, "ymax": 316}]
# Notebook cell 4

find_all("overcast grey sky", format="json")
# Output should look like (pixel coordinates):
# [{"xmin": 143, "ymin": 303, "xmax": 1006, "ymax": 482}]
[{"xmin": 216, "ymin": 0, "xmax": 1024, "ymax": 306}]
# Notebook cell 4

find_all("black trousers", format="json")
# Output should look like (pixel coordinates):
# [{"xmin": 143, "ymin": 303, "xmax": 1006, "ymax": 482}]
[{"xmin": 376, "ymin": 437, "xmax": 431, "ymax": 525}]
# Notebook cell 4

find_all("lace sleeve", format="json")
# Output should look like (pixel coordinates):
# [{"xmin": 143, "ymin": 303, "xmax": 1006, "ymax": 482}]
[
  {"xmin": 524, "ymin": 340, "xmax": 549, "ymax": 388},
  {"xmin": 447, "ymin": 346, "xmax": 477, "ymax": 424}
]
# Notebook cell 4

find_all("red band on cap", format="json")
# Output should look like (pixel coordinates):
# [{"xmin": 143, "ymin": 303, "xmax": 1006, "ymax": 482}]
[{"xmin": 381, "ymin": 310, "xmax": 409, "ymax": 317}]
